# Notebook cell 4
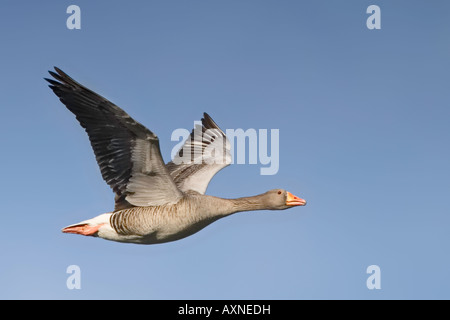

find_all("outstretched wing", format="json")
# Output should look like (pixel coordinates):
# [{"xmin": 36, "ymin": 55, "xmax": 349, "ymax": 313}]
[
  {"xmin": 46, "ymin": 67, "xmax": 182, "ymax": 210},
  {"xmin": 166, "ymin": 113, "xmax": 231, "ymax": 194}
]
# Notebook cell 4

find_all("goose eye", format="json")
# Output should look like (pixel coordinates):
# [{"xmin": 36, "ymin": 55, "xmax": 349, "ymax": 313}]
[{"xmin": 277, "ymin": 191, "xmax": 282, "ymax": 195}]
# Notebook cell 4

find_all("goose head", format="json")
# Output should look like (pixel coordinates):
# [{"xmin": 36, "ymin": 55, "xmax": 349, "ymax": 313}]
[{"xmin": 262, "ymin": 189, "xmax": 307, "ymax": 210}]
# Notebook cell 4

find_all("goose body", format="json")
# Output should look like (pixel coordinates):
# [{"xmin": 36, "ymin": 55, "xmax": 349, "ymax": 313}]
[{"xmin": 46, "ymin": 67, "xmax": 306, "ymax": 245}]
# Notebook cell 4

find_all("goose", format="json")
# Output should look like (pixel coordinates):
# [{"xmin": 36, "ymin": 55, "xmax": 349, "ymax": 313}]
[{"xmin": 45, "ymin": 67, "xmax": 306, "ymax": 245}]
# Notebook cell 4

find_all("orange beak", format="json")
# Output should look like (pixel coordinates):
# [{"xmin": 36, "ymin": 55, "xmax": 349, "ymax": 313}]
[{"xmin": 286, "ymin": 192, "xmax": 307, "ymax": 206}]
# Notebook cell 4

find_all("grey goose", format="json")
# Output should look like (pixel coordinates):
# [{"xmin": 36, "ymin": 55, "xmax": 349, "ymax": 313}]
[{"xmin": 45, "ymin": 67, "xmax": 306, "ymax": 244}]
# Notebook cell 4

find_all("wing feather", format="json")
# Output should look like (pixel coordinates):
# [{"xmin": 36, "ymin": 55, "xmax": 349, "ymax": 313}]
[
  {"xmin": 166, "ymin": 113, "xmax": 231, "ymax": 194},
  {"xmin": 46, "ymin": 67, "xmax": 182, "ymax": 210}
]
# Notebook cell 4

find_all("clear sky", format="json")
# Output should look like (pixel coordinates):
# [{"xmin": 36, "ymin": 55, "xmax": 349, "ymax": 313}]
[{"xmin": 0, "ymin": 0, "xmax": 449, "ymax": 299}]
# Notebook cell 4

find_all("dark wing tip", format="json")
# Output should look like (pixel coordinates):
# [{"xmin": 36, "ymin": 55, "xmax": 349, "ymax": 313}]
[
  {"xmin": 54, "ymin": 66, "xmax": 63, "ymax": 74},
  {"xmin": 47, "ymin": 70, "xmax": 65, "ymax": 85},
  {"xmin": 47, "ymin": 67, "xmax": 80, "ymax": 89},
  {"xmin": 53, "ymin": 67, "xmax": 71, "ymax": 80},
  {"xmin": 201, "ymin": 112, "xmax": 220, "ymax": 130},
  {"xmin": 44, "ymin": 78, "xmax": 59, "ymax": 86},
  {"xmin": 48, "ymin": 70, "xmax": 57, "ymax": 77}
]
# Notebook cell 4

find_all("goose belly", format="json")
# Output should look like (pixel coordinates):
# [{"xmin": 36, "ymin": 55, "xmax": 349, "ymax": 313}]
[
  {"xmin": 148, "ymin": 216, "xmax": 220, "ymax": 244},
  {"xmin": 109, "ymin": 206, "xmax": 221, "ymax": 244}
]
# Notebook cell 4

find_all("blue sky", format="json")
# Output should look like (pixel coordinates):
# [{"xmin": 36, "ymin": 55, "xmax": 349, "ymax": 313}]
[{"xmin": 1, "ymin": 0, "xmax": 450, "ymax": 299}]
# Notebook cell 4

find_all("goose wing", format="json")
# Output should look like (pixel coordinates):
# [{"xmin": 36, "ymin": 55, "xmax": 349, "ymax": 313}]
[
  {"xmin": 46, "ymin": 67, "xmax": 182, "ymax": 210},
  {"xmin": 166, "ymin": 113, "xmax": 231, "ymax": 194}
]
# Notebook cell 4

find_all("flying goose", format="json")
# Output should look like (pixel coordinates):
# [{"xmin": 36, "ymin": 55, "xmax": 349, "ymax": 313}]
[{"xmin": 46, "ymin": 67, "xmax": 306, "ymax": 244}]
